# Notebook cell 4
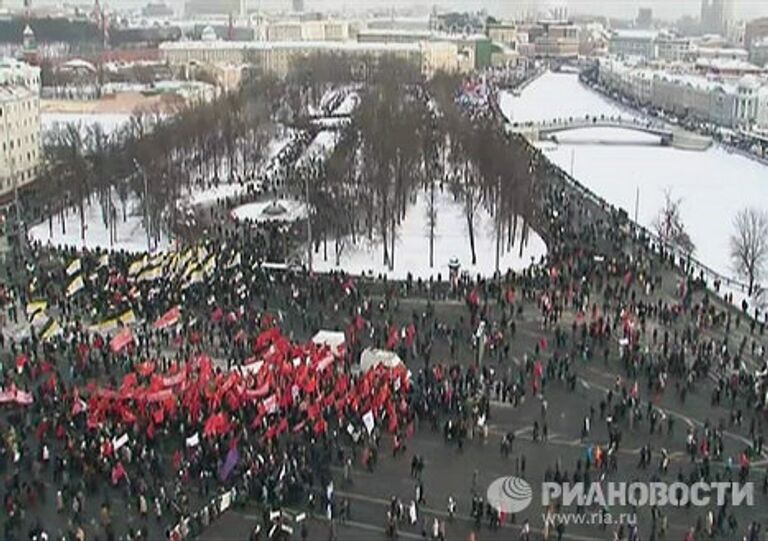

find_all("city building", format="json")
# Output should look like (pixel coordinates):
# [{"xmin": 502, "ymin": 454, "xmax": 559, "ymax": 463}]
[
  {"xmin": 655, "ymin": 34, "xmax": 692, "ymax": 62},
  {"xmin": 185, "ymin": 0, "xmax": 240, "ymax": 17},
  {"xmin": 142, "ymin": 2, "xmax": 174, "ymax": 17},
  {"xmin": 578, "ymin": 22, "xmax": 609, "ymax": 56},
  {"xmin": 517, "ymin": 19, "xmax": 579, "ymax": 59},
  {"xmin": 696, "ymin": 46, "xmax": 749, "ymax": 61},
  {"xmin": 0, "ymin": 56, "xmax": 40, "ymax": 90},
  {"xmin": 159, "ymin": 40, "xmax": 423, "ymax": 79},
  {"xmin": 745, "ymin": 17, "xmax": 768, "ymax": 48},
  {"xmin": 421, "ymin": 41, "xmax": 462, "ymax": 76},
  {"xmin": 597, "ymin": 57, "xmax": 768, "ymax": 129},
  {"xmin": 694, "ymin": 57, "xmax": 764, "ymax": 76},
  {"xmin": 356, "ymin": 29, "xmax": 433, "ymax": 44},
  {"xmin": 608, "ymin": 29, "xmax": 658, "ymax": 60},
  {"xmin": 264, "ymin": 20, "xmax": 352, "ymax": 42},
  {"xmin": 428, "ymin": 11, "xmax": 486, "ymax": 35},
  {"xmin": 486, "ymin": 22, "xmax": 518, "ymax": 48},
  {"xmin": 0, "ymin": 58, "xmax": 40, "ymax": 200},
  {"xmin": 745, "ymin": 18, "xmax": 768, "ymax": 65},
  {"xmin": 750, "ymin": 39, "xmax": 768, "ymax": 67},
  {"xmin": 700, "ymin": 0, "xmax": 733, "ymax": 36},
  {"xmin": 636, "ymin": 8, "xmax": 653, "ymax": 29}
]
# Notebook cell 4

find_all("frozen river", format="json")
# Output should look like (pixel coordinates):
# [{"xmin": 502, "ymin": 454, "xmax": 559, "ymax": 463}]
[{"xmin": 500, "ymin": 71, "xmax": 768, "ymax": 286}]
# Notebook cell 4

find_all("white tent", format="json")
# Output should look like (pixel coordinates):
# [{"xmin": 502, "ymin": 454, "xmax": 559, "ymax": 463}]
[
  {"xmin": 359, "ymin": 348, "xmax": 403, "ymax": 372},
  {"xmin": 312, "ymin": 330, "xmax": 346, "ymax": 352}
]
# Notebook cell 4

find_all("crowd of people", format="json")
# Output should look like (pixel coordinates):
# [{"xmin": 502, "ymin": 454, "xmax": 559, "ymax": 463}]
[{"xmin": 0, "ymin": 71, "xmax": 765, "ymax": 541}]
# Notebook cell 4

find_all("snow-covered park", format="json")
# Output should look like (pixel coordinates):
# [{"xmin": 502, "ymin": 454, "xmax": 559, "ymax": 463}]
[
  {"xmin": 231, "ymin": 199, "xmax": 308, "ymax": 223},
  {"xmin": 28, "ymin": 197, "xmax": 172, "ymax": 254},
  {"xmin": 41, "ymin": 112, "xmax": 132, "ymax": 137},
  {"xmin": 313, "ymin": 188, "xmax": 547, "ymax": 280}
]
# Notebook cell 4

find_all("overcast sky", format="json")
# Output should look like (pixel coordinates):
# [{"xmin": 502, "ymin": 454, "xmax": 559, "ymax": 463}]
[{"xmin": 12, "ymin": 0, "xmax": 768, "ymax": 22}]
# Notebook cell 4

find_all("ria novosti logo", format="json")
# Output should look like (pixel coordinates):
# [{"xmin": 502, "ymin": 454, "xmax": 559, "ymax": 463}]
[
  {"xmin": 488, "ymin": 477, "xmax": 754, "ymax": 512},
  {"xmin": 486, "ymin": 476, "xmax": 534, "ymax": 513}
]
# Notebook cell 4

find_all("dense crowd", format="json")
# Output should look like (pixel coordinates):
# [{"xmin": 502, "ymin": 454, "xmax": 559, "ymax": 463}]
[{"xmin": 0, "ymin": 73, "xmax": 765, "ymax": 541}]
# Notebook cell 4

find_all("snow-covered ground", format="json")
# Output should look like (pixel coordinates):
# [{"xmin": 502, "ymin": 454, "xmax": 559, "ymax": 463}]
[
  {"xmin": 29, "ymin": 197, "xmax": 172, "ymax": 253},
  {"xmin": 296, "ymin": 130, "xmax": 340, "ymax": 168},
  {"xmin": 184, "ymin": 130, "xmax": 295, "ymax": 208},
  {"xmin": 313, "ymin": 189, "xmax": 547, "ymax": 280},
  {"xmin": 332, "ymin": 92, "xmax": 360, "ymax": 116},
  {"xmin": 499, "ymin": 72, "xmax": 629, "ymax": 124},
  {"xmin": 231, "ymin": 198, "xmax": 308, "ymax": 223},
  {"xmin": 41, "ymin": 112, "xmax": 132, "ymax": 137},
  {"xmin": 500, "ymin": 72, "xmax": 768, "ymax": 290}
]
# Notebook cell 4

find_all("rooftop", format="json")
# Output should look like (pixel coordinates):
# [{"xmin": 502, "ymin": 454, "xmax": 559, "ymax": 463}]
[
  {"xmin": 610, "ymin": 29, "xmax": 659, "ymax": 41},
  {"xmin": 160, "ymin": 40, "xmax": 422, "ymax": 53},
  {"xmin": 695, "ymin": 57, "xmax": 764, "ymax": 73},
  {"xmin": 0, "ymin": 86, "xmax": 36, "ymax": 103}
]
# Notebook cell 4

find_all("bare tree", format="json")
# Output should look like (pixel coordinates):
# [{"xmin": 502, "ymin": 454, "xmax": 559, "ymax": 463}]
[
  {"xmin": 653, "ymin": 188, "xmax": 694, "ymax": 255},
  {"xmin": 730, "ymin": 207, "xmax": 768, "ymax": 296}
]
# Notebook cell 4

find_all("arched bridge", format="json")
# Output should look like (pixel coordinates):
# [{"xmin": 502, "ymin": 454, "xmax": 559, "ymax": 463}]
[
  {"xmin": 508, "ymin": 116, "xmax": 712, "ymax": 150},
  {"xmin": 511, "ymin": 117, "xmax": 672, "ymax": 144}
]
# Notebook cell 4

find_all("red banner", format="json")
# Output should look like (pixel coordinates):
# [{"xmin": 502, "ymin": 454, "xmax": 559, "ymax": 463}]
[
  {"xmin": 110, "ymin": 328, "xmax": 134, "ymax": 353},
  {"xmin": 154, "ymin": 305, "xmax": 181, "ymax": 330}
]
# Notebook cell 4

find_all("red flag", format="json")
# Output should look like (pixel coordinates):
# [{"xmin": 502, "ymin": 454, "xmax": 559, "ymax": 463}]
[
  {"xmin": 467, "ymin": 289, "xmax": 479, "ymax": 307},
  {"xmin": 162, "ymin": 372, "xmax": 185, "ymax": 388},
  {"xmin": 111, "ymin": 462, "xmax": 126, "ymax": 485},
  {"xmin": 15, "ymin": 354, "xmax": 28, "ymax": 372},
  {"xmin": 244, "ymin": 381, "xmax": 270, "ymax": 400},
  {"xmin": 388, "ymin": 411, "xmax": 398, "ymax": 433},
  {"xmin": 146, "ymin": 389, "xmax": 174, "ymax": 403},
  {"xmin": 313, "ymin": 418, "xmax": 327, "ymax": 435},
  {"xmin": 405, "ymin": 324, "xmax": 416, "ymax": 348},
  {"xmin": 121, "ymin": 372, "xmax": 138, "ymax": 390},
  {"xmin": 154, "ymin": 305, "xmax": 181, "ymax": 330},
  {"xmin": 136, "ymin": 361, "xmax": 156, "ymax": 377},
  {"xmin": 386, "ymin": 326, "xmax": 400, "ymax": 350},
  {"xmin": 110, "ymin": 328, "xmax": 134, "ymax": 353},
  {"xmin": 14, "ymin": 389, "xmax": 34, "ymax": 406}
]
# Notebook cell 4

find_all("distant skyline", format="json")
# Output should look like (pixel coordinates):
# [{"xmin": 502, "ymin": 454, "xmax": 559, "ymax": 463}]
[{"xmin": 6, "ymin": 0, "xmax": 768, "ymax": 22}]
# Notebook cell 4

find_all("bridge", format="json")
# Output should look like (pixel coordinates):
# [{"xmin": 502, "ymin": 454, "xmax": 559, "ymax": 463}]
[{"xmin": 509, "ymin": 116, "xmax": 712, "ymax": 151}]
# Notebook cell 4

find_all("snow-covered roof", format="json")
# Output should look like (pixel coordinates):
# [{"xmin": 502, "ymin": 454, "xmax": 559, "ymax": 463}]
[
  {"xmin": 160, "ymin": 39, "xmax": 421, "ymax": 53},
  {"xmin": 201, "ymin": 25, "xmax": 217, "ymax": 42},
  {"xmin": 61, "ymin": 58, "xmax": 97, "ymax": 72},
  {"xmin": 610, "ymin": 29, "xmax": 659, "ymax": 41},
  {"xmin": 359, "ymin": 28, "xmax": 433, "ymax": 38},
  {"xmin": 695, "ymin": 57, "xmax": 764, "ymax": 73},
  {"xmin": 0, "ymin": 86, "xmax": 35, "ymax": 102}
]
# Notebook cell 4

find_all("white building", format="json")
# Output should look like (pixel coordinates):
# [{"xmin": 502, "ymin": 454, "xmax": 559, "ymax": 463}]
[
  {"xmin": 655, "ymin": 35, "xmax": 691, "ymax": 63},
  {"xmin": 608, "ymin": 30, "xmax": 658, "ymax": 60},
  {"xmin": 0, "ymin": 58, "xmax": 40, "ymax": 200},
  {"xmin": 160, "ymin": 40, "xmax": 424, "ymax": 79},
  {"xmin": 0, "ymin": 57, "xmax": 40, "ymax": 91},
  {"xmin": 597, "ymin": 57, "xmax": 768, "ymax": 129}
]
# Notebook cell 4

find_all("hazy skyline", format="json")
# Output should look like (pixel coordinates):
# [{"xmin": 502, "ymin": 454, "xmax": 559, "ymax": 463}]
[{"xmin": 7, "ymin": 0, "xmax": 768, "ymax": 22}]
